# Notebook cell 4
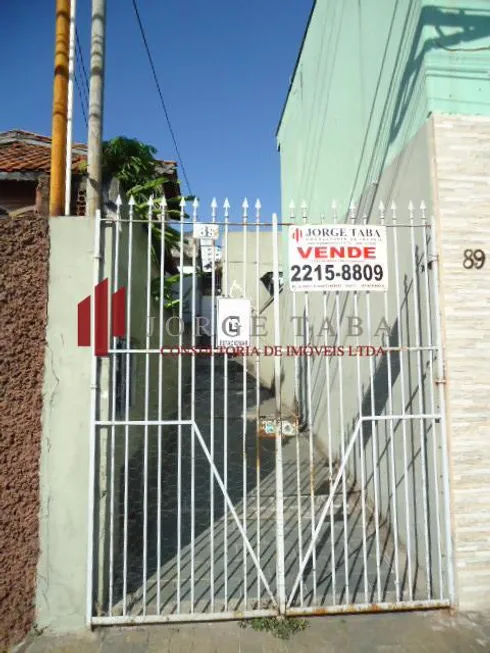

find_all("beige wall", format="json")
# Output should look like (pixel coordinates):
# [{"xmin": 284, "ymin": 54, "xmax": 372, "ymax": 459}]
[
  {"xmin": 431, "ymin": 114, "xmax": 490, "ymax": 610},
  {"xmin": 37, "ymin": 212, "xmax": 191, "ymax": 632},
  {"xmin": 223, "ymin": 230, "xmax": 277, "ymax": 313}
]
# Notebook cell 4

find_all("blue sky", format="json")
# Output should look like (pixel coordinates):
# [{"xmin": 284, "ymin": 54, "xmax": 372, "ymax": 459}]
[{"xmin": 0, "ymin": 0, "xmax": 312, "ymax": 219}]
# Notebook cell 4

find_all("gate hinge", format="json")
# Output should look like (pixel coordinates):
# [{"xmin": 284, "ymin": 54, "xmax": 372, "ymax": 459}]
[{"xmin": 434, "ymin": 378, "xmax": 446, "ymax": 385}]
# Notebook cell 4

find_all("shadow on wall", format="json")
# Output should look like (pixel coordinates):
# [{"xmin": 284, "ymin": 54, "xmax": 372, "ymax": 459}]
[{"xmin": 351, "ymin": 3, "xmax": 490, "ymax": 218}]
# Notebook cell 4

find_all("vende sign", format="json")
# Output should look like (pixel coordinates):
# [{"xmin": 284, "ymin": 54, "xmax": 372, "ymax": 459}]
[{"xmin": 288, "ymin": 224, "xmax": 388, "ymax": 292}]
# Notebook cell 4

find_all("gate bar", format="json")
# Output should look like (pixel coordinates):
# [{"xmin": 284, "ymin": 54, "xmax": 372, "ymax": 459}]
[
  {"xmin": 365, "ymin": 286, "xmax": 382, "ymax": 602},
  {"xmin": 422, "ymin": 210, "xmax": 443, "ymax": 598},
  {"xmin": 86, "ymin": 209, "xmax": 102, "ymax": 625},
  {"xmin": 272, "ymin": 212, "xmax": 286, "ymax": 614},
  {"xmin": 392, "ymin": 204, "xmax": 414, "ymax": 600},
  {"xmin": 285, "ymin": 599, "xmax": 451, "ymax": 617},
  {"xmin": 380, "ymin": 206, "xmax": 401, "ymax": 601},
  {"xmin": 242, "ymin": 204, "xmax": 248, "ymax": 605},
  {"xmin": 430, "ymin": 212, "xmax": 455, "ymax": 604},
  {"xmin": 353, "ymin": 289, "xmax": 369, "ymax": 603},
  {"xmin": 156, "ymin": 197, "xmax": 166, "ymax": 614}
]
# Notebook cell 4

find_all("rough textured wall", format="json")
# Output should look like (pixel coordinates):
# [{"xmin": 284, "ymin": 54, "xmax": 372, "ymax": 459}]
[
  {"xmin": 0, "ymin": 212, "xmax": 49, "ymax": 648},
  {"xmin": 432, "ymin": 114, "xmax": 490, "ymax": 609}
]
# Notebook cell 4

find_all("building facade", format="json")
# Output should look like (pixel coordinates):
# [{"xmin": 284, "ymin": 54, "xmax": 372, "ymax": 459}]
[{"xmin": 276, "ymin": 0, "xmax": 490, "ymax": 611}]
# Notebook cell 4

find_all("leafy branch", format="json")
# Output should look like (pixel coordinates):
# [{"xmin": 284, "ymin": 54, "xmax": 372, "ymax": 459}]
[{"xmin": 102, "ymin": 136, "xmax": 197, "ymax": 310}]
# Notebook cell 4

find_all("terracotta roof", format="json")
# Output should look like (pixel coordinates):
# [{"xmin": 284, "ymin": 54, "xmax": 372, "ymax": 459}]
[{"xmin": 0, "ymin": 130, "xmax": 86, "ymax": 175}]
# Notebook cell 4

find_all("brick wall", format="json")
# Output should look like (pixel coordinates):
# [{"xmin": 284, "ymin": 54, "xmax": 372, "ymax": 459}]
[{"xmin": 431, "ymin": 114, "xmax": 490, "ymax": 610}]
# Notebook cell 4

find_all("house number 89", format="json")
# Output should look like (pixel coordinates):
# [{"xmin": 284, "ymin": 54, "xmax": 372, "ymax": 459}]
[{"xmin": 463, "ymin": 249, "xmax": 485, "ymax": 269}]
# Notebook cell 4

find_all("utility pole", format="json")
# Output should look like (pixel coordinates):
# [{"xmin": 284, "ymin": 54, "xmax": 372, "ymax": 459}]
[
  {"xmin": 65, "ymin": 0, "xmax": 77, "ymax": 216},
  {"xmin": 86, "ymin": 0, "xmax": 107, "ymax": 217},
  {"xmin": 49, "ymin": 0, "xmax": 71, "ymax": 216}
]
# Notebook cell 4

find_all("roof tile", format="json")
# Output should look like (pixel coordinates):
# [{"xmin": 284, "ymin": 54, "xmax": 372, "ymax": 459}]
[{"xmin": 0, "ymin": 130, "xmax": 86, "ymax": 175}]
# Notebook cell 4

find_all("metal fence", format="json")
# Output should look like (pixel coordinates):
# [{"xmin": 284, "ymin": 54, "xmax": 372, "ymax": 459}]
[{"xmin": 87, "ymin": 197, "xmax": 453, "ymax": 625}]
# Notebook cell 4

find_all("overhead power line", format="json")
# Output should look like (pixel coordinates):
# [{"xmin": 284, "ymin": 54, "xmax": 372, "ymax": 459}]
[
  {"xmin": 75, "ymin": 28, "xmax": 90, "ymax": 103},
  {"xmin": 130, "ymin": 0, "xmax": 192, "ymax": 195},
  {"xmin": 75, "ymin": 72, "xmax": 89, "ymax": 126}
]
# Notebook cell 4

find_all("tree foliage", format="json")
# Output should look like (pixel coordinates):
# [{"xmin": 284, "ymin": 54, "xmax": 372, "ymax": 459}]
[{"xmin": 102, "ymin": 136, "xmax": 195, "ymax": 308}]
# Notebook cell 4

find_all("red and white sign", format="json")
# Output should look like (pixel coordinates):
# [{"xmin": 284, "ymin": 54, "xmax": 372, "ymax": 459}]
[{"xmin": 288, "ymin": 224, "xmax": 388, "ymax": 292}]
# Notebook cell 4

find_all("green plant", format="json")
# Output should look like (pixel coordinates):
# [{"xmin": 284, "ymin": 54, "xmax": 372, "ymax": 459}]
[
  {"xmin": 239, "ymin": 616, "xmax": 309, "ymax": 640},
  {"xmin": 102, "ymin": 136, "xmax": 197, "ymax": 310}
]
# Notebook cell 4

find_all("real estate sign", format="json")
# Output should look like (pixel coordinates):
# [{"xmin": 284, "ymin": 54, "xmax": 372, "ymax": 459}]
[
  {"xmin": 288, "ymin": 224, "xmax": 388, "ymax": 292},
  {"xmin": 216, "ymin": 298, "xmax": 251, "ymax": 347}
]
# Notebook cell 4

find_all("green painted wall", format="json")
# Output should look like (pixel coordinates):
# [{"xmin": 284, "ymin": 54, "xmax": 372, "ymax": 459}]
[
  {"xmin": 423, "ymin": 0, "xmax": 490, "ymax": 115},
  {"xmin": 277, "ymin": 0, "xmax": 490, "ymax": 219}
]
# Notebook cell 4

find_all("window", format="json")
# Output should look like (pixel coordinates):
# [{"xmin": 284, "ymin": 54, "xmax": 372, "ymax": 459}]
[
  {"xmin": 260, "ymin": 271, "xmax": 284, "ymax": 296},
  {"xmin": 115, "ymin": 337, "xmax": 137, "ymax": 419}
]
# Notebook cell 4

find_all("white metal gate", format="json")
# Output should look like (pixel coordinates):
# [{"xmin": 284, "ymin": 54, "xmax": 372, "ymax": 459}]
[{"xmin": 87, "ymin": 197, "xmax": 453, "ymax": 625}]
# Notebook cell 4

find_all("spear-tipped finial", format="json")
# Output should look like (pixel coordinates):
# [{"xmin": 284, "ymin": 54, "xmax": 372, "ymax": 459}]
[
  {"xmin": 128, "ymin": 195, "xmax": 135, "ymax": 206},
  {"xmin": 159, "ymin": 195, "xmax": 167, "ymax": 222},
  {"xmin": 192, "ymin": 197, "xmax": 199, "ymax": 221},
  {"xmin": 223, "ymin": 198, "xmax": 230, "ymax": 218},
  {"xmin": 408, "ymin": 200, "xmax": 414, "ymax": 212},
  {"xmin": 349, "ymin": 201, "xmax": 356, "ymax": 222},
  {"xmin": 300, "ymin": 200, "xmax": 308, "ymax": 220},
  {"xmin": 242, "ymin": 198, "xmax": 249, "ymax": 221},
  {"xmin": 115, "ymin": 194, "xmax": 122, "ymax": 207},
  {"xmin": 210, "ymin": 198, "xmax": 218, "ymax": 220},
  {"xmin": 255, "ymin": 198, "xmax": 261, "ymax": 221},
  {"xmin": 420, "ymin": 200, "xmax": 427, "ymax": 210},
  {"xmin": 378, "ymin": 200, "xmax": 386, "ymax": 224},
  {"xmin": 179, "ymin": 197, "xmax": 186, "ymax": 208},
  {"xmin": 390, "ymin": 200, "xmax": 397, "ymax": 211}
]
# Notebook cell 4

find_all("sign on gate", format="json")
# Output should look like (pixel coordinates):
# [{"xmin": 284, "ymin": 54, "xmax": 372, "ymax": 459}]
[
  {"xmin": 216, "ymin": 298, "xmax": 251, "ymax": 347},
  {"xmin": 288, "ymin": 224, "xmax": 388, "ymax": 292}
]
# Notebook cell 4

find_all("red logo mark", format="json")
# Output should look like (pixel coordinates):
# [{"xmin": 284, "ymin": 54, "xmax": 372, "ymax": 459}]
[
  {"xmin": 78, "ymin": 279, "xmax": 126, "ymax": 357},
  {"xmin": 292, "ymin": 228, "xmax": 302, "ymax": 242}
]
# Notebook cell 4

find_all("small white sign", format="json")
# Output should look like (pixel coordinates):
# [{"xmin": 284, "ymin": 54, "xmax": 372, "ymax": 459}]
[
  {"xmin": 288, "ymin": 224, "xmax": 388, "ymax": 292},
  {"xmin": 194, "ymin": 224, "xmax": 219, "ymax": 240},
  {"xmin": 201, "ymin": 245, "xmax": 215, "ymax": 270},
  {"xmin": 216, "ymin": 298, "xmax": 251, "ymax": 347}
]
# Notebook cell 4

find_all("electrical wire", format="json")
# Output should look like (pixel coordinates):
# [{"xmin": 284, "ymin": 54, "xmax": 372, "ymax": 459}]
[
  {"xmin": 75, "ymin": 28, "xmax": 90, "ymax": 97},
  {"xmin": 75, "ymin": 71, "xmax": 89, "ymax": 127},
  {"xmin": 130, "ymin": 0, "xmax": 192, "ymax": 195}
]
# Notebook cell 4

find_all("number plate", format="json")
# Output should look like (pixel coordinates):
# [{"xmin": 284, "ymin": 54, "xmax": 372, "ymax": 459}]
[
  {"xmin": 288, "ymin": 224, "xmax": 388, "ymax": 292},
  {"xmin": 193, "ymin": 224, "xmax": 219, "ymax": 240}
]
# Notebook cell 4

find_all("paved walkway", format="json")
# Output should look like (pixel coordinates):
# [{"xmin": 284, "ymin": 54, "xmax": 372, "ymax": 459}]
[
  {"xmin": 18, "ymin": 611, "xmax": 490, "ymax": 652},
  {"xmin": 107, "ymin": 357, "xmax": 398, "ymax": 619}
]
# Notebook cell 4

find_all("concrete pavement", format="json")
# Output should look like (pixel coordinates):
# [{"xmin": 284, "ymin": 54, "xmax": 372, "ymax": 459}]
[{"xmin": 16, "ymin": 611, "xmax": 490, "ymax": 653}]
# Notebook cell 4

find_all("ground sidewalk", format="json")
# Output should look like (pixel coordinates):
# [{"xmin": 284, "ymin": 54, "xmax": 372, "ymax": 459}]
[{"xmin": 15, "ymin": 611, "xmax": 490, "ymax": 652}]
